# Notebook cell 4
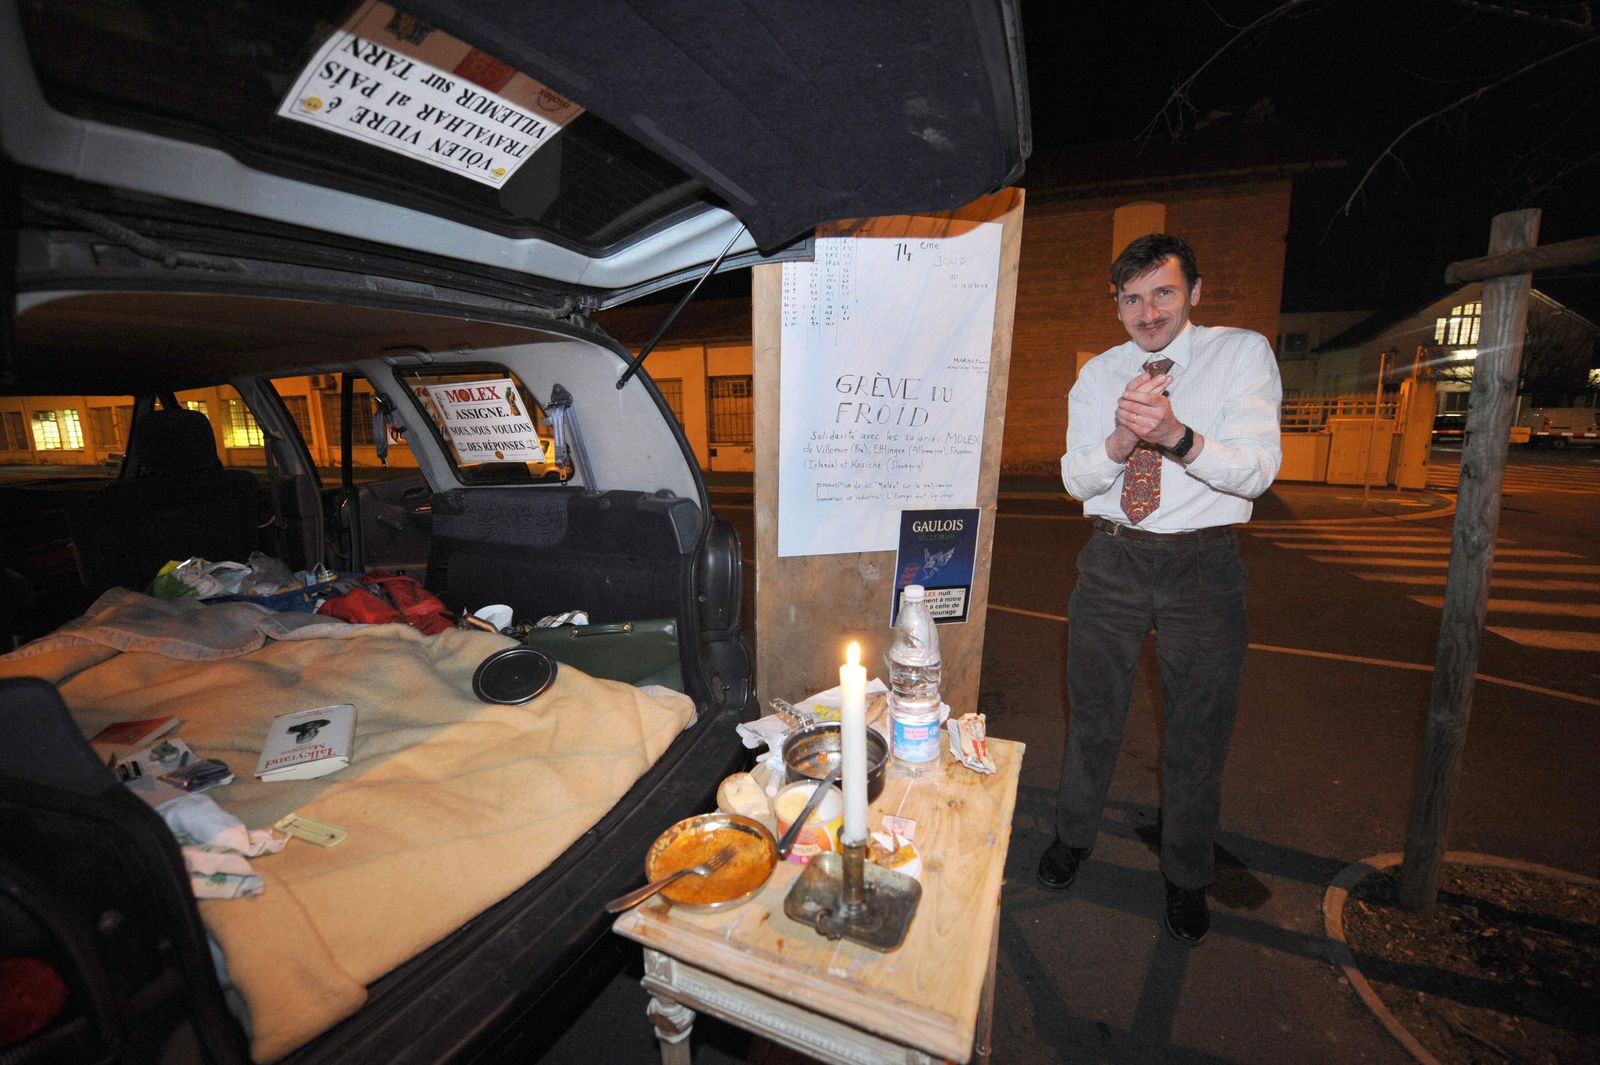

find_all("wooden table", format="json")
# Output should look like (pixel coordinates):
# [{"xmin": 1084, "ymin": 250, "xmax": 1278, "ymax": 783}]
[{"xmin": 612, "ymin": 736, "xmax": 1023, "ymax": 1065}]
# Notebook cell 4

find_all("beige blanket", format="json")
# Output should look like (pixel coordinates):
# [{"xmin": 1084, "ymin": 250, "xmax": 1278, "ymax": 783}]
[{"xmin": 1, "ymin": 592, "xmax": 694, "ymax": 1062}]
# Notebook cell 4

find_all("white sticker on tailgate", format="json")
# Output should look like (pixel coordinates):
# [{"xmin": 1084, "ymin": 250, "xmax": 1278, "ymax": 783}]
[{"xmin": 277, "ymin": 1, "xmax": 582, "ymax": 188}]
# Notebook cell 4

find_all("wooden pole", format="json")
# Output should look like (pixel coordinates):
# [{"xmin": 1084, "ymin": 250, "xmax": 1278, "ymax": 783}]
[
  {"xmin": 750, "ymin": 190, "xmax": 1024, "ymax": 713},
  {"xmin": 1398, "ymin": 209, "xmax": 1539, "ymax": 912}
]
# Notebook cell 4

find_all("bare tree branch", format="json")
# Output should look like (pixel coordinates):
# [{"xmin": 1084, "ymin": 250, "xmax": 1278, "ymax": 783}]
[
  {"xmin": 1441, "ymin": 0, "xmax": 1597, "ymax": 36},
  {"xmin": 1138, "ymin": 0, "xmax": 1325, "ymax": 141},
  {"xmin": 1520, "ymin": 147, "xmax": 1600, "ymax": 201},
  {"xmin": 1518, "ymin": 301, "xmax": 1600, "ymax": 402},
  {"xmin": 1326, "ymin": 32, "xmax": 1600, "ymax": 235}
]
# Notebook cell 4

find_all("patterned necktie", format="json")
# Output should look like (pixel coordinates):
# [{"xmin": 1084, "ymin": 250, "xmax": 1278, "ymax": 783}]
[{"xmin": 1119, "ymin": 358, "xmax": 1174, "ymax": 524}]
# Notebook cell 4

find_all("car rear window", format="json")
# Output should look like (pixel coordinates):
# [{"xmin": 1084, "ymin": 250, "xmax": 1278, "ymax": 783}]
[{"xmin": 18, "ymin": 0, "xmax": 714, "ymax": 253}]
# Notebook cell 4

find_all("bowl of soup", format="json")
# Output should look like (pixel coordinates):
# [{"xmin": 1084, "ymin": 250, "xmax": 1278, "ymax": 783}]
[{"xmin": 642, "ymin": 812, "xmax": 778, "ymax": 911}]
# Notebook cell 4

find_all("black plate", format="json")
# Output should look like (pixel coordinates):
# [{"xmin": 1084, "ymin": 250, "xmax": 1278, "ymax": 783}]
[{"xmin": 472, "ymin": 646, "xmax": 559, "ymax": 704}]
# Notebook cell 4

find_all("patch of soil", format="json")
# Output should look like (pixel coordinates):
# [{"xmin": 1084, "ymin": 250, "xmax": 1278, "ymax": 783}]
[{"xmin": 1341, "ymin": 863, "xmax": 1600, "ymax": 1065}]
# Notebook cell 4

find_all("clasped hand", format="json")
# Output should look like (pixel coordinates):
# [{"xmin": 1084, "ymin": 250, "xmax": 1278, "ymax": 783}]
[{"xmin": 1113, "ymin": 369, "xmax": 1182, "ymax": 452}]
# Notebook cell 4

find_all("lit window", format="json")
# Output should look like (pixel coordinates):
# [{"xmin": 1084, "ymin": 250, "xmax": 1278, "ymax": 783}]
[
  {"xmin": 32, "ymin": 409, "xmax": 85, "ymax": 450},
  {"xmin": 184, "ymin": 399, "xmax": 210, "ymax": 419},
  {"xmin": 224, "ymin": 398, "xmax": 265, "ymax": 448},
  {"xmin": 1434, "ymin": 302, "xmax": 1481, "ymax": 348}
]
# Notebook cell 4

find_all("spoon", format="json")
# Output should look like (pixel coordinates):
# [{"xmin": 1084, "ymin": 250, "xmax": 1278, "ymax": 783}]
[
  {"xmin": 776, "ymin": 761, "xmax": 844, "ymax": 859},
  {"xmin": 605, "ymin": 844, "xmax": 736, "ymax": 913}
]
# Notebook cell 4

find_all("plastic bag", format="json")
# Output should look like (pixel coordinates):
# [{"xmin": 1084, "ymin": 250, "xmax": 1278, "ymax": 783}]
[
  {"xmin": 147, "ymin": 558, "xmax": 252, "ymax": 600},
  {"xmin": 239, "ymin": 552, "xmax": 298, "ymax": 597}
]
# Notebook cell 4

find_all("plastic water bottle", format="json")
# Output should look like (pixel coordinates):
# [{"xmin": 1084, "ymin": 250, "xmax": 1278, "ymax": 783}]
[{"xmin": 888, "ymin": 585, "xmax": 942, "ymax": 772}]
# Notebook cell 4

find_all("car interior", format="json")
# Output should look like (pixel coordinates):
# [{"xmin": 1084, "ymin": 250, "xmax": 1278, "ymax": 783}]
[{"xmin": 0, "ymin": 288, "xmax": 754, "ymax": 1065}]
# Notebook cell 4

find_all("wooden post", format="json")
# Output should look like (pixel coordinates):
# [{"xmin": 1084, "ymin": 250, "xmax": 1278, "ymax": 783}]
[
  {"xmin": 1392, "ymin": 371, "xmax": 1437, "ymax": 491},
  {"xmin": 750, "ymin": 190, "xmax": 1024, "ymax": 714},
  {"xmin": 1360, "ymin": 350, "xmax": 1387, "ymax": 507},
  {"xmin": 1398, "ymin": 209, "xmax": 1539, "ymax": 912}
]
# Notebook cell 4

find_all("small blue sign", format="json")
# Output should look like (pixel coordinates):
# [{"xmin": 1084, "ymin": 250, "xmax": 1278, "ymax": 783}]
[{"xmin": 892, "ymin": 507, "xmax": 980, "ymax": 625}]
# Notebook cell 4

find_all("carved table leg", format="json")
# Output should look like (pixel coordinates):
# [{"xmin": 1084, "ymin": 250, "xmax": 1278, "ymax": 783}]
[{"xmin": 646, "ymin": 992, "xmax": 696, "ymax": 1065}]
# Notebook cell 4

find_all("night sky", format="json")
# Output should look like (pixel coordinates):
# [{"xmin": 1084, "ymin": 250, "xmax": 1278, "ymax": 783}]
[{"xmin": 1021, "ymin": 0, "xmax": 1600, "ymax": 316}]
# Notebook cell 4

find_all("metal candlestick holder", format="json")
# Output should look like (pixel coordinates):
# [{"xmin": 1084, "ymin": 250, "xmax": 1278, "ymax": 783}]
[{"xmin": 783, "ymin": 838, "xmax": 921, "ymax": 952}]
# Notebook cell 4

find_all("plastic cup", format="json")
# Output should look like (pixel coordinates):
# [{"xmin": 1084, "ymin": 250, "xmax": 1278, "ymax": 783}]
[{"xmin": 472, "ymin": 604, "xmax": 514, "ymax": 631}]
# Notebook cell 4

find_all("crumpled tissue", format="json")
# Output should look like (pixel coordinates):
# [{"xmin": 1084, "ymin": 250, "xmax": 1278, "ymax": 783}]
[{"xmin": 160, "ymin": 792, "xmax": 288, "ymax": 899}]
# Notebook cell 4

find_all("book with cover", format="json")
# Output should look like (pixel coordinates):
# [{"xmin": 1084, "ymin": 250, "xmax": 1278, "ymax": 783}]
[
  {"xmin": 255, "ymin": 704, "xmax": 356, "ymax": 781},
  {"xmin": 90, "ymin": 715, "xmax": 179, "ymax": 754}
]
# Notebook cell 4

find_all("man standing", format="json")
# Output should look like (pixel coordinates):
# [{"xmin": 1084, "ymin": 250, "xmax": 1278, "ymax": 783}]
[{"xmin": 1038, "ymin": 233, "xmax": 1281, "ymax": 944}]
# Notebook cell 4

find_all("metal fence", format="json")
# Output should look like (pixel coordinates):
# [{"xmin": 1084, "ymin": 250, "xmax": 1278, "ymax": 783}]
[{"xmin": 1281, "ymin": 394, "xmax": 1401, "ymax": 433}]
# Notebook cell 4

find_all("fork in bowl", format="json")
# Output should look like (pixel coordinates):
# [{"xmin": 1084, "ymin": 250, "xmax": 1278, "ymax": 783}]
[{"xmin": 605, "ymin": 844, "xmax": 736, "ymax": 912}]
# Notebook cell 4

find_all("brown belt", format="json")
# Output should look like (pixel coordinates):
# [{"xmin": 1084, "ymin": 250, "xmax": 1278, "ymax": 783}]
[{"xmin": 1093, "ymin": 517, "xmax": 1234, "ymax": 543}]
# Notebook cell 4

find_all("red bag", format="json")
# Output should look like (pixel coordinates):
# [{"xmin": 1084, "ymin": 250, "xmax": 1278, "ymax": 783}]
[
  {"xmin": 318, "ymin": 572, "xmax": 455, "ymax": 635},
  {"xmin": 359, "ymin": 571, "xmax": 456, "ymax": 635},
  {"xmin": 318, "ymin": 586, "xmax": 408, "ymax": 627}
]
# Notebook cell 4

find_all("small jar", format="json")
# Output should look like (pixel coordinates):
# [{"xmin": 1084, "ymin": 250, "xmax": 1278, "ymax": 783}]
[{"xmin": 773, "ymin": 781, "xmax": 843, "ymax": 863}]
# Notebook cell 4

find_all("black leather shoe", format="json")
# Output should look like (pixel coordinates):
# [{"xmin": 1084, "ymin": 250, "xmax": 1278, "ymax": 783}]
[
  {"xmin": 1037, "ymin": 839, "xmax": 1091, "ymax": 889},
  {"xmin": 1163, "ymin": 877, "xmax": 1210, "ymax": 944}
]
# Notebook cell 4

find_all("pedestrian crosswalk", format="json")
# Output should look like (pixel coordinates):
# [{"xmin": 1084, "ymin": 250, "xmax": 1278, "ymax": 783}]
[
  {"xmin": 1426, "ymin": 461, "xmax": 1600, "ymax": 495},
  {"xmin": 1244, "ymin": 522, "xmax": 1600, "ymax": 653}
]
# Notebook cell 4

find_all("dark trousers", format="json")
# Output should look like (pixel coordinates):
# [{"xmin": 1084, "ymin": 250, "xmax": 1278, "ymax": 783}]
[{"xmin": 1053, "ymin": 527, "xmax": 1249, "ymax": 890}]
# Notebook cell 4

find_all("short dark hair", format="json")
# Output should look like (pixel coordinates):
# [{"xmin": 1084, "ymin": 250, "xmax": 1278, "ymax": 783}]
[{"xmin": 1111, "ymin": 233, "xmax": 1200, "ymax": 293}]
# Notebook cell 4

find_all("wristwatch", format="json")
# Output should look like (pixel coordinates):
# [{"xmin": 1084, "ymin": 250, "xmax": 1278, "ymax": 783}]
[{"xmin": 1167, "ymin": 424, "xmax": 1195, "ymax": 459}]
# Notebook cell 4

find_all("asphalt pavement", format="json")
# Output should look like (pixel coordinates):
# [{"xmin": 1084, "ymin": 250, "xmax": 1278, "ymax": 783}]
[{"xmin": 550, "ymin": 468, "xmax": 1599, "ymax": 1065}]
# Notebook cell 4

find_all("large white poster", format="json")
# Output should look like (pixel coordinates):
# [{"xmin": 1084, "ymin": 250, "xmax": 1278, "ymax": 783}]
[{"xmin": 778, "ymin": 225, "xmax": 1002, "ymax": 557}]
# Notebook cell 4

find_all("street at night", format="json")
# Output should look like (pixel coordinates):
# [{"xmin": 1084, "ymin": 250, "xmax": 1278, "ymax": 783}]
[{"xmin": 553, "ymin": 446, "xmax": 1600, "ymax": 1063}]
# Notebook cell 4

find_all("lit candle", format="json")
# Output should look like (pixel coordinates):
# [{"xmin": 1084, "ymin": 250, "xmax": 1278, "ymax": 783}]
[{"xmin": 839, "ymin": 641, "xmax": 869, "ymax": 845}]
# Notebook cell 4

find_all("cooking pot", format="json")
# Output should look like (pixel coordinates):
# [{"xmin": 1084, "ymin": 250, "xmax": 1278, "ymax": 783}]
[{"xmin": 782, "ymin": 722, "xmax": 889, "ymax": 803}]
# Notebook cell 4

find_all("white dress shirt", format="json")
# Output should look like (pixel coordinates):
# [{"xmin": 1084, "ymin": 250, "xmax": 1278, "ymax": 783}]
[{"xmin": 1062, "ymin": 322, "xmax": 1282, "ymax": 532}]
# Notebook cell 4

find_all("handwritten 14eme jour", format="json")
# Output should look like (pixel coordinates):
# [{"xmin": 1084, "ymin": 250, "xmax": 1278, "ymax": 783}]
[{"xmin": 778, "ymin": 226, "xmax": 1003, "ymax": 557}]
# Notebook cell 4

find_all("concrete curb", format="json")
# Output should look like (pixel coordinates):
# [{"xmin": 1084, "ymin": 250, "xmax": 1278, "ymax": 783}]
[
  {"xmin": 1249, "ymin": 500, "xmax": 1458, "ymax": 527},
  {"xmin": 1322, "ymin": 851, "xmax": 1600, "ymax": 1065},
  {"xmin": 1248, "ymin": 486, "xmax": 1465, "ymax": 524}
]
